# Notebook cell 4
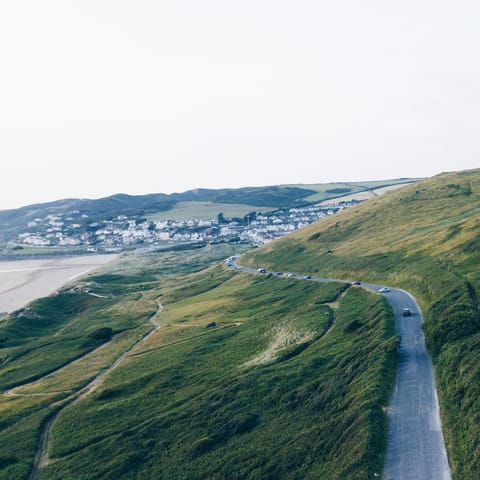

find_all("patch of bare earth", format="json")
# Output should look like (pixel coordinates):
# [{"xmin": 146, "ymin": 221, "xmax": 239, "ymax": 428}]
[{"xmin": 242, "ymin": 325, "xmax": 314, "ymax": 368}]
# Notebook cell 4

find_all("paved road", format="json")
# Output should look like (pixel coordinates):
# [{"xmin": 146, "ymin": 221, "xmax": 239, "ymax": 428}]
[
  {"xmin": 229, "ymin": 259, "xmax": 451, "ymax": 480},
  {"xmin": 380, "ymin": 288, "xmax": 451, "ymax": 480}
]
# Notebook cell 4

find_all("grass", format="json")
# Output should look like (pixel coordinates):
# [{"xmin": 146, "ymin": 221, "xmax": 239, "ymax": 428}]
[
  {"xmin": 241, "ymin": 167, "xmax": 480, "ymax": 479},
  {"xmin": 144, "ymin": 180, "xmax": 422, "ymax": 221},
  {"xmin": 0, "ymin": 243, "xmax": 244, "ymax": 479},
  {"xmin": 146, "ymin": 201, "xmax": 271, "ymax": 221},
  {"xmin": 288, "ymin": 179, "xmax": 420, "ymax": 204},
  {"xmin": 0, "ymin": 243, "xmax": 396, "ymax": 479},
  {"xmin": 44, "ymin": 272, "xmax": 395, "ymax": 480}
]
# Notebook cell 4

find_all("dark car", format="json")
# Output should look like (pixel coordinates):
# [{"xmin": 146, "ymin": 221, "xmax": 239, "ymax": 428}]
[
  {"xmin": 402, "ymin": 308, "xmax": 412, "ymax": 316},
  {"xmin": 352, "ymin": 280, "xmax": 361, "ymax": 285}
]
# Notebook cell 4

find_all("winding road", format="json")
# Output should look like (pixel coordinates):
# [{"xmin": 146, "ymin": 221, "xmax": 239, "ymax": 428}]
[
  {"xmin": 17, "ymin": 256, "xmax": 452, "ymax": 480},
  {"xmin": 230, "ymin": 259, "xmax": 452, "ymax": 480}
]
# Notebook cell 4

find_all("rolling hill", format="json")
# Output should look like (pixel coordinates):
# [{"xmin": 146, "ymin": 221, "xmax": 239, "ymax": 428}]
[
  {"xmin": 2, "ymin": 170, "xmax": 476, "ymax": 479},
  {"xmin": 0, "ymin": 246, "xmax": 396, "ymax": 478},
  {"xmin": 242, "ymin": 167, "xmax": 480, "ymax": 479}
]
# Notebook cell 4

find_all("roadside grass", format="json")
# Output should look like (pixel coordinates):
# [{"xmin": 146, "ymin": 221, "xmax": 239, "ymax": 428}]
[
  {"xmin": 43, "ymin": 274, "xmax": 396, "ymax": 480},
  {"xmin": 241, "ymin": 168, "xmax": 480, "ymax": 479}
]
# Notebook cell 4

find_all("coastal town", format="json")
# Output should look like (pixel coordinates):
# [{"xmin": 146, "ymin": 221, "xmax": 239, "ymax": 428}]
[{"xmin": 14, "ymin": 201, "xmax": 358, "ymax": 252}]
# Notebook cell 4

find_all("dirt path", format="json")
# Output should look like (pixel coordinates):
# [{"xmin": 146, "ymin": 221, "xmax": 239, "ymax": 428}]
[
  {"xmin": 27, "ymin": 301, "xmax": 163, "ymax": 480},
  {"xmin": 129, "ymin": 321, "xmax": 242, "ymax": 358}
]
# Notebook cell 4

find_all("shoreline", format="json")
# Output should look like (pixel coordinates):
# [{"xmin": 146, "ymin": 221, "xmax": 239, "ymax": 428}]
[{"xmin": 0, "ymin": 254, "xmax": 118, "ymax": 315}]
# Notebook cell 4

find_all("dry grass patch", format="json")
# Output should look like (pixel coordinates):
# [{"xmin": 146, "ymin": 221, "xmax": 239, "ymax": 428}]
[{"xmin": 242, "ymin": 323, "xmax": 314, "ymax": 367}]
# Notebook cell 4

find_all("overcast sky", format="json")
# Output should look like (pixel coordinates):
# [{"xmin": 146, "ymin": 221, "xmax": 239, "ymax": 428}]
[{"xmin": 1, "ymin": 1, "xmax": 479, "ymax": 210}]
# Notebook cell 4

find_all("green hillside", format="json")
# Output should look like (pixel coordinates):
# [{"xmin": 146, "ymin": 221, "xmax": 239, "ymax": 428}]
[
  {"xmin": 0, "ymin": 243, "xmax": 397, "ymax": 479},
  {"xmin": 242, "ymin": 168, "xmax": 480, "ymax": 479}
]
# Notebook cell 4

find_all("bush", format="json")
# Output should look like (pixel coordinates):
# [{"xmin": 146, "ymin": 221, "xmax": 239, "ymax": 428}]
[{"xmin": 88, "ymin": 327, "xmax": 113, "ymax": 342}]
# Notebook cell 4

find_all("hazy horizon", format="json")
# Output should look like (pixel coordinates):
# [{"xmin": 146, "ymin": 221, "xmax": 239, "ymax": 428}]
[
  {"xmin": 0, "ymin": 174, "xmax": 431, "ymax": 211},
  {"xmin": 2, "ymin": 1, "xmax": 479, "ymax": 210}
]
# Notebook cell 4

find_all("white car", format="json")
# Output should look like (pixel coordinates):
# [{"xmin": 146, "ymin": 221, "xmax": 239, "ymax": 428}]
[{"xmin": 379, "ymin": 287, "xmax": 390, "ymax": 293}]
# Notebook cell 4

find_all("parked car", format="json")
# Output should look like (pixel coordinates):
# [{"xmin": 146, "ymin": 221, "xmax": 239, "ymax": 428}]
[{"xmin": 402, "ymin": 308, "xmax": 412, "ymax": 316}]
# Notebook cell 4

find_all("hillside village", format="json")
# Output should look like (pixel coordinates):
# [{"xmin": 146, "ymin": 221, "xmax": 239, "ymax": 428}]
[{"xmin": 15, "ymin": 201, "xmax": 357, "ymax": 252}]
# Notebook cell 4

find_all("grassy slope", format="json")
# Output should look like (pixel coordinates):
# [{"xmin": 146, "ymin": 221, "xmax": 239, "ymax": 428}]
[
  {"xmin": 242, "ymin": 168, "xmax": 480, "ymax": 479},
  {"xmin": 0, "ymin": 244, "xmax": 397, "ymax": 479},
  {"xmin": 0, "ymin": 244, "xmax": 244, "ymax": 478},
  {"xmin": 44, "ymin": 272, "xmax": 396, "ymax": 480}
]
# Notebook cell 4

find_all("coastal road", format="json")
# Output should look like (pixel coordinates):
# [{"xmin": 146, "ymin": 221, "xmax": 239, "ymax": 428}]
[
  {"xmin": 229, "ymin": 259, "xmax": 451, "ymax": 480},
  {"xmin": 380, "ymin": 287, "xmax": 451, "ymax": 480}
]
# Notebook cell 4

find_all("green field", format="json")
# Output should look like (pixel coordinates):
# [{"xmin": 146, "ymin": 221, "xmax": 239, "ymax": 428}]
[
  {"xmin": 0, "ymin": 241, "xmax": 397, "ymax": 479},
  {"xmin": 242, "ymin": 168, "xmax": 480, "ymax": 480},
  {"xmin": 145, "ymin": 180, "xmax": 421, "ymax": 222},
  {"xmin": 146, "ymin": 201, "xmax": 271, "ymax": 221}
]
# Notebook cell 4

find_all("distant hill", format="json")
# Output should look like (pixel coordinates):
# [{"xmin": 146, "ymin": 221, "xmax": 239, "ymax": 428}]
[
  {"xmin": 0, "ymin": 179, "xmax": 418, "ymax": 243},
  {"xmin": 242, "ymin": 168, "xmax": 480, "ymax": 480}
]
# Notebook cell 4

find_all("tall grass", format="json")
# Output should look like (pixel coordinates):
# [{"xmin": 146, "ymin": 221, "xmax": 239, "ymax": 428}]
[
  {"xmin": 43, "ymin": 272, "xmax": 396, "ymax": 480},
  {"xmin": 242, "ymin": 168, "xmax": 480, "ymax": 479}
]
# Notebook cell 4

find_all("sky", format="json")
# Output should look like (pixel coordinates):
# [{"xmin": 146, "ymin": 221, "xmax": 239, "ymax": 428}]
[{"xmin": 1, "ymin": 1, "xmax": 479, "ymax": 210}]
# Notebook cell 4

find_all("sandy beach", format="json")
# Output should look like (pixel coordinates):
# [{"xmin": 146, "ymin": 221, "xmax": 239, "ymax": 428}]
[{"xmin": 0, "ymin": 255, "xmax": 118, "ymax": 315}]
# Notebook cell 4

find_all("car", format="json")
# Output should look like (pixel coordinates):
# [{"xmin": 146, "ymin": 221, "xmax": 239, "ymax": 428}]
[
  {"xmin": 352, "ymin": 280, "xmax": 361, "ymax": 285},
  {"xmin": 379, "ymin": 287, "xmax": 390, "ymax": 293},
  {"xmin": 402, "ymin": 308, "xmax": 412, "ymax": 316},
  {"xmin": 257, "ymin": 268, "xmax": 267, "ymax": 273}
]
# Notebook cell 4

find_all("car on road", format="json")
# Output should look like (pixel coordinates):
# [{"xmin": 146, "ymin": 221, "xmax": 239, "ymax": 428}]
[
  {"xmin": 379, "ymin": 287, "xmax": 390, "ymax": 293},
  {"xmin": 351, "ymin": 280, "xmax": 361, "ymax": 285},
  {"xmin": 257, "ymin": 268, "xmax": 266, "ymax": 273},
  {"xmin": 402, "ymin": 307, "xmax": 412, "ymax": 316}
]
